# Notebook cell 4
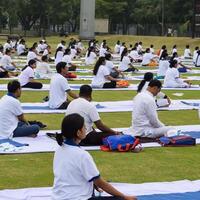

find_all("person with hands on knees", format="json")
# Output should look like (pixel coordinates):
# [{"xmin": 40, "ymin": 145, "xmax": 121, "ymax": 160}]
[
  {"xmin": 52, "ymin": 113, "xmax": 137, "ymax": 200},
  {"xmin": 66, "ymin": 85, "xmax": 121, "ymax": 146}
]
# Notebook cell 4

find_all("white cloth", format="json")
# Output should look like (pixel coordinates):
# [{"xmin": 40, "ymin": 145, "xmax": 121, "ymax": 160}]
[
  {"xmin": 85, "ymin": 51, "xmax": 96, "ymax": 65},
  {"xmin": 91, "ymin": 65, "xmax": 110, "ymax": 88},
  {"xmin": 3, "ymin": 43, "xmax": 12, "ymax": 52},
  {"xmin": 129, "ymin": 50, "xmax": 142, "ymax": 60},
  {"xmin": 130, "ymin": 91, "xmax": 167, "ymax": 137},
  {"xmin": 0, "ymin": 55, "xmax": 12, "ymax": 68},
  {"xmin": 114, "ymin": 44, "xmax": 120, "ymax": 53},
  {"xmin": 157, "ymin": 60, "xmax": 169, "ymax": 76},
  {"xmin": 52, "ymin": 144, "xmax": 99, "ymax": 200},
  {"xmin": 49, "ymin": 73, "xmax": 70, "ymax": 109},
  {"xmin": 62, "ymin": 55, "xmax": 72, "ymax": 65},
  {"xmin": 17, "ymin": 44, "xmax": 25, "ymax": 55},
  {"xmin": 119, "ymin": 56, "xmax": 131, "ymax": 71},
  {"xmin": 99, "ymin": 47, "xmax": 107, "ymax": 57},
  {"xmin": 164, "ymin": 68, "xmax": 189, "ymax": 88},
  {"xmin": 27, "ymin": 51, "xmax": 37, "ymax": 63},
  {"xmin": 35, "ymin": 62, "xmax": 52, "ymax": 78},
  {"xmin": 193, "ymin": 50, "xmax": 198, "ymax": 64},
  {"xmin": 141, "ymin": 53, "xmax": 154, "ymax": 65},
  {"xmin": 55, "ymin": 51, "xmax": 64, "ymax": 65},
  {"xmin": 0, "ymin": 95, "xmax": 22, "ymax": 139},
  {"xmin": 18, "ymin": 66, "xmax": 34, "ymax": 86},
  {"xmin": 66, "ymin": 98, "xmax": 100, "ymax": 134},
  {"xmin": 106, "ymin": 60, "xmax": 115, "ymax": 73},
  {"xmin": 119, "ymin": 46, "xmax": 125, "ymax": 56},
  {"xmin": 184, "ymin": 49, "xmax": 191, "ymax": 58}
]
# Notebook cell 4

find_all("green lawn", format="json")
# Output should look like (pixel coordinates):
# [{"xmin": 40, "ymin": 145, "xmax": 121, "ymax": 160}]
[{"xmin": 0, "ymin": 35, "xmax": 200, "ymax": 190}]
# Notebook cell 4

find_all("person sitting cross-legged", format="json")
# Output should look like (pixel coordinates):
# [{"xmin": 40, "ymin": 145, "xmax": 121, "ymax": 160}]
[
  {"xmin": 66, "ymin": 85, "xmax": 121, "ymax": 146},
  {"xmin": 128, "ymin": 79, "xmax": 173, "ymax": 139},
  {"xmin": 0, "ymin": 80, "xmax": 40, "ymax": 139},
  {"xmin": 49, "ymin": 62, "xmax": 78, "ymax": 109}
]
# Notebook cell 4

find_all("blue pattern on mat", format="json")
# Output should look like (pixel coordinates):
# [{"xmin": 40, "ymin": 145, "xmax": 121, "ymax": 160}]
[
  {"xmin": 0, "ymin": 139, "xmax": 28, "ymax": 147},
  {"xmin": 139, "ymin": 191, "xmax": 200, "ymax": 200},
  {"xmin": 181, "ymin": 101, "xmax": 200, "ymax": 107}
]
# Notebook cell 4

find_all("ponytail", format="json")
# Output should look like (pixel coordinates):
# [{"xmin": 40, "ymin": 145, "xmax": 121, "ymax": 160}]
[{"xmin": 56, "ymin": 132, "xmax": 64, "ymax": 146}]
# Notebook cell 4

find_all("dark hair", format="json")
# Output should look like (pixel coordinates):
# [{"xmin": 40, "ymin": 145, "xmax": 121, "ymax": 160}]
[
  {"xmin": 137, "ymin": 72, "xmax": 154, "ymax": 92},
  {"xmin": 87, "ymin": 46, "xmax": 94, "ymax": 57},
  {"xmin": 7, "ymin": 80, "xmax": 21, "ymax": 93},
  {"xmin": 195, "ymin": 46, "xmax": 199, "ymax": 51},
  {"xmin": 41, "ymin": 55, "xmax": 48, "ymax": 62},
  {"xmin": 55, "ymin": 46, "xmax": 63, "ymax": 58},
  {"xmin": 56, "ymin": 113, "xmax": 84, "ymax": 146},
  {"xmin": 105, "ymin": 53, "xmax": 112, "ymax": 60},
  {"xmin": 5, "ymin": 49, "xmax": 11, "ymax": 54},
  {"xmin": 145, "ymin": 48, "xmax": 150, "ymax": 53},
  {"xmin": 169, "ymin": 59, "xmax": 178, "ymax": 68},
  {"xmin": 56, "ymin": 62, "xmax": 67, "ymax": 73},
  {"xmin": 186, "ymin": 45, "xmax": 189, "ymax": 48},
  {"xmin": 22, "ymin": 59, "xmax": 36, "ymax": 71},
  {"xmin": 161, "ymin": 45, "xmax": 166, "ymax": 50},
  {"xmin": 148, "ymin": 79, "xmax": 162, "ymax": 89},
  {"xmin": 79, "ymin": 85, "xmax": 92, "ymax": 97},
  {"xmin": 169, "ymin": 52, "xmax": 178, "ymax": 63},
  {"xmin": 160, "ymin": 49, "xmax": 168, "ymax": 60},
  {"xmin": 93, "ymin": 57, "xmax": 106, "ymax": 75},
  {"xmin": 121, "ymin": 48, "xmax": 128, "ymax": 61},
  {"xmin": 64, "ymin": 48, "xmax": 71, "ymax": 55},
  {"xmin": 173, "ymin": 45, "xmax": 177, "ymax": 49},
  {"xmin": 150, "ymin": 44, "xmax": 154, "ymax": 48}
]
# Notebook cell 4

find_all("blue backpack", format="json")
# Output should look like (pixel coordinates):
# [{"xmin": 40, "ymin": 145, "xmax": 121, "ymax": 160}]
[
  {"xmin": 158, "ymin": 135, "xmax": 196, "ymax": 146},
  {"xmin": 100, "ymin": 134, "xmax": 141, "ymax": 152}
]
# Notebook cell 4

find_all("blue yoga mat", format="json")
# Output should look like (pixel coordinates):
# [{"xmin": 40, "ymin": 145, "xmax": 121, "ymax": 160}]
[
  {"xmin": 139, "ymin": 191, "xmax": 200, "ymax": 200},
  {"xmin": 0, "ymin": 139, "xmax": 28, "ymax": 147},
  {"xmin": 182, "ymin": 131, "xmax": 200, "ymax": 139}
]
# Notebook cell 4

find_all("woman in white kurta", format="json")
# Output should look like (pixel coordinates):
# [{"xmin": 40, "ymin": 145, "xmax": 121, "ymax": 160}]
[
  {"xmin": 163, "ymin": 60, "xmax": 190, "ymax": 88},
  {"xmin": 157, "ymin": 50, "xmax": 169, "ymax": 78},
  {"xmin": 85, "ymin": 47, "xmax": 97, "ymax": 65}
]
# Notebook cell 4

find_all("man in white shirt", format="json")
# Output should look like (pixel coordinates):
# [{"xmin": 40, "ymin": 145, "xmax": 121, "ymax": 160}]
[
  {"xmin": 130, "ymin": 79, "xmax": 172, "ymax": 138},
  {"xmin": 0, "ymin": 81, "xmax": 40, "ymax": 139},
  {"xmin": 49, "ymin": 62, "xmax": 78, "ymax": 109},
  {"xmin": 66, "ymin": 85, "xmax": 121, "ymax": 145}
]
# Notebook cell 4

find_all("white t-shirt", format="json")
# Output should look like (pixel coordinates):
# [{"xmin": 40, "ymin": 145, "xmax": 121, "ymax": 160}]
[
  {"xmin": 49, "ymin": 73, "xmax": 70, "ymax": 108},
  {"xmin": 184, "ymin": 49, "xmax": 191, "ymax": 58},
  {"xmin": 17, "ymin": 44, "xmax": 25, "ymax": 55},
  {"xmin": 0, "ymin": 95, "xmax": 23, "ymax": 139},
  {"xmin": 85, "ymin": 51, "xmax": 96, "ymax": 65},
  {"xmin": 195, "ymin": 53, "xmax": 200, "ymax": 66},
  {"xmin": 193, "ymin": 50, "xmax": 198, "ymax": 63},
  {"xmin": 27, "ymin": 51, "xmax": 37, "ymax": 63},
  {"xmin": 35, "ymin": 62, "xmax": 52, "ymax": 78},
  {"xmin": 42, "ymin": 49, "xmax": 49, "ymax": 56},
  {"xmin": 55, "ymin": 51, "xmax": 64, "ymax": 65},
  {"xmin": 157, "ymin": 60, "xmax": 169, "ymax": 76},
  {"xmin": 141, "ymin": 53, "xmax": 154, "ymax": 65},
  {"xmin": 114, "ymin": 44, "xmax": 120, "ymax": 54},
  {"xmin": 119, "ymin": 56, "xmax": 131, "ymax": 71},
  {"xmin": 131, "ymin": 91, "xmax": 164, "ymax": 136},
  {"xmin": 52, "ymin": 143, "xmax": 99, "ymax": 200},
  {"xmin": 91, "ymin": 65, "xmax": 110, "ymax": 88},
  {"xmin": 0, "ymin": 55, "xmax": 12, "ymax": 67},
  {"xmin": 129, "ymin": 50, "xmax": 142, "ymax": 60},
  {"xmin": 172, "ymin": 48, "xmax": 177, "ymax": 54},
  {"xmin": 18, "ymin": 66, "xmax": 34, "ymax": 86},
  {"xmin": 70, "ymin": 49, "xmax": 77, "ymax": 58},
  {"xmin": 105, "ymin": 60, "xmax": 115, "ymax": 73},
  {"xmin": 163, "ymin": 67, "xmax": 188, "ymax": 88},
  {"xmin": 66, "ymin": 98, "xmax": 100, "ymax": 134},
  {"xmin": 0, "ymin": 52, "xmax": 3, "ymax": 60},
  {"xmin": 119, "ymin": 46, "xmax": 125, "ymax": 56},
  {"xmin": 3, "ymin": 43, "xmax": 12, "ymax": 52},
  {"xmin": 150, "ymin": 48, "xmax": 154, "ymax": 54},
  {"xmin": 62, "ymin": 55, "xmax": 72, "ymax": 65},
  {"xmin": 99, "ymin": 47, "xmax": 107, "ymax": 57}
]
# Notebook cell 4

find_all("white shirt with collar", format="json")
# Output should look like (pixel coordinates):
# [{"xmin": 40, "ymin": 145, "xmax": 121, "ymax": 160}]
[
  {"xmin": 49, "ymin": 73, "xmax": 70, "ymax": 108},
  {"xmin": 66, "ymin": 97, "xmax": 100, "ymax": 134},
  {"xmin": 52, "ymin": 142, "xmax": 100, "ymax": 200},
  {"xmin": 0, "ymin": 95, "xmax": 23, "ymax": 139},
  {"xmin": 131, "ymin": 91, "xmax": 164, "ymax": 136}
]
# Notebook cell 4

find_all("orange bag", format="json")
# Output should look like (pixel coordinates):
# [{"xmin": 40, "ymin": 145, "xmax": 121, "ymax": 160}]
[{"xmin": 116, "ymin": 80, "xmax": 129, "ymax": 87}]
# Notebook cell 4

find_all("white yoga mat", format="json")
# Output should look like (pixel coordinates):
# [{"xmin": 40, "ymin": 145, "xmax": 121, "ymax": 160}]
[
  {"xmin": 20, "ymin": 100, "xmax": 200, "ymax": 114},
  {"xmin": 0, "ymin": 84, "xmax": 199, "ymax": 91},
  {"xmin": 0, "ymin": 125, "xmax": 200, "ymax": 154},
  {"xmin": 0, "ymin": 180, "xmax": 200, "ymax": 199}
]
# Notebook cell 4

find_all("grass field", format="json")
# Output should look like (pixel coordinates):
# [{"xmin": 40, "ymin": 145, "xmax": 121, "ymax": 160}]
[{"xmin": 0, "ymin": 35, "xmax": 200, "ymax": 190}]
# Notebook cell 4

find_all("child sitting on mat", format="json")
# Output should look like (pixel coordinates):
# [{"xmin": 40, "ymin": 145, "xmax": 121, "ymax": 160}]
[{"xmin": 52, "ymin": 113, "xmax": 137, "ymax": 200}]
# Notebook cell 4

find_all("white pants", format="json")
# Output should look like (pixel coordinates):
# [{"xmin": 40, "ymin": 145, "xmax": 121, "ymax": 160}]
[{"xmin": 143, "ymin": 126, "xmax": 173, "ymax": 138}]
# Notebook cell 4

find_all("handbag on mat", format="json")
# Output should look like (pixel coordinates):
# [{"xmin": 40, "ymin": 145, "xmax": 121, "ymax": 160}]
[
  {"xmin": 158, "ymin": 135, "xmax": 196, "ymax": 147},
  {"xmin": 100, "ymin": 134, "xmax": 142, "ymax": 152}
]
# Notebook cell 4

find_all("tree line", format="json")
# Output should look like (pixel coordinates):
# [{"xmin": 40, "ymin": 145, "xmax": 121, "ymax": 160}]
[{"xmin": 0, "ymin": 0, "xmax": 193, "ymax": 36}]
